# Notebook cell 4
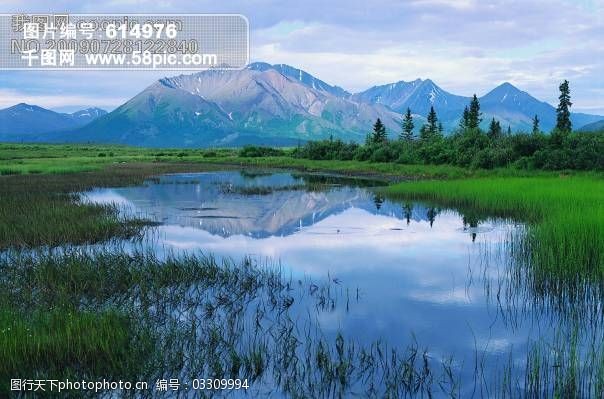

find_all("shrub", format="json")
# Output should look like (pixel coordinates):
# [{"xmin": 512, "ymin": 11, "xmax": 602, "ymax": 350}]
[{"xmin": 239, "ymin": 146, "xmax": 285, "ymax": 157}]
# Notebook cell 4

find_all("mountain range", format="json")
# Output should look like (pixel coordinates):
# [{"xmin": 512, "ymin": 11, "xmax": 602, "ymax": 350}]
[
  {"xmin": 579, "ymin": 119, "xmax": 604, "ymax": 132},
  {"xmin": 1, "ymin": 62, "xmax": 602, "ymax": 146},
  {"xmin": 0, "ymin": 104, "xmax": 107, "ymax": 141}
]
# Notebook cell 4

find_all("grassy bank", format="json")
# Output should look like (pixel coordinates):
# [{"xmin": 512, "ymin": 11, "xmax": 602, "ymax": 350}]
[
  {"xmin": 0, "ymin": 142, "xmax": 566, "ymax": 179},
  {"xmin": 386, "ymin": 176, "xmax": 604, "ymax": 281},
  {"xmin": 0, "ymin": 162, "xmax": 232, "ymax": 249}
]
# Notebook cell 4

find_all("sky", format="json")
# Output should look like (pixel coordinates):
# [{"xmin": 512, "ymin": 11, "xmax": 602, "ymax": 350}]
[{"xmin": 0, "ymin": 0, "xmax": 602, "ymax": 114}]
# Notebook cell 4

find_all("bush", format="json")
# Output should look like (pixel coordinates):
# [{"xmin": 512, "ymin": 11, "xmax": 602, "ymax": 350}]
[
  {"xmin": 293, "ymin": 139, "xmax": 358, "ymax": 160},
  {"xmin": 284, "ymin": 129, "xmax": 603, "ymax": 172},
  {"xmin": 239, "ymin": 146, "xmax": 285, "ymax": 158}
]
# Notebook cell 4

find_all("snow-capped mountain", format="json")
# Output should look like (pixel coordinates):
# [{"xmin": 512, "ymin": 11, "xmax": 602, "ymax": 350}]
[
  {"xmin": 354, "ymin": 79, "xmax": 468, "ymax": 120},
  {"xmin": 65, "ymin": 64, "xmax": 402, "ymax": 147},
  {"xmin": 248, "ymin": 62, "xmax": 351, "ymax": 98},
  {"xmin": 355, "ymin": 80, "xmax": 602, "ymax": 132},
  {"xmin": 70, "ymin": 107, "xmax": 108, "ymax": 124}
]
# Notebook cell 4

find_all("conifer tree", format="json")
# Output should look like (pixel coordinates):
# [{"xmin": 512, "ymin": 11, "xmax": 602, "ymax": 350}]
[
  {"xmin": 459, "ymin": 106, "xmax": 470, "ymax": 130},
  {"xmin": 401, "ymin": 108, "xmax": 415, "ymax": 141},
  {"xmin": 487, "ymin": 118, "xmax": 502, "ymax": 140},
  {"xmin": 532, "ymin": 114, "xmax": 540, "ymax": 134},
  {"xmin": 372, "ymin": 118, "xmax": 387, "ymax": 144},
  {"xmin": 427, "ymin": 106, "xmax": 439, "ymax": 136},
  {"xmin": 555, "ymin": 80, "xmax": 572, "ymax": 133},
  {"xmin": 467, "ymin": 94, "xmax": 482, "ymax": 130}
]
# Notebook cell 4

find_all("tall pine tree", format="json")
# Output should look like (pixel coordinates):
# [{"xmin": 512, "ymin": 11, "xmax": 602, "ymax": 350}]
[
  {"xmin": 372, "ymin": 118, "xmax": 387, "ymax": 144},
  {"xmin": 401, "ymin": 108, "xmax": 415, "ymax": 141},
  {"xmin": 427, "ymin": 106, "xmax": 439, "ymax": 136},
  {"xmin": 467, "ymin": 94, "xmax": 482, "ymax": 130},
  {"xmin": 460, "ymin": 106, "xmax": 470, "ymax": 130},
  {"xmin": 487, "ymin": 118, "xmax": 502, "ymax": 140},
  {"xmin": 421, "ymin": 107, "xmax": 440, "ymax": 141},
  {"xmin": 532, "ymin": 114, "xmax": 540, "ymax": 134},
  {"xmin": 555, "ymin": 80, "xmax": 572, "ymax": 133}
]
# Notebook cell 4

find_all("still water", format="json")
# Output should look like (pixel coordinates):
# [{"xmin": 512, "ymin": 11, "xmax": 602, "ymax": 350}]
[{"xmin": 84, "ymin": 171, "xmax": 599, "ymax": 397}]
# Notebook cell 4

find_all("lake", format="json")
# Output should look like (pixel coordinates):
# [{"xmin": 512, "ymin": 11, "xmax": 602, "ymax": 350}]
[{"xmin": 84, "ymin": 170, "xmax": 602, "ymax": 397}]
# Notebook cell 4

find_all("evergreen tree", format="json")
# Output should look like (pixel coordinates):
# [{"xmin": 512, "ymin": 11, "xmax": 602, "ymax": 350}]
[
  {"xmin": 467, "ymin": 94, "xmax": 482, "ymax": 130},
  {"xmin": 401, "ymin": 108, "xmax": 415, "ymax": 141},
  {"xmin": 419, "ymin": 125, "xmax": 429, "ymax": 141},
  {"xmin": 507, "ymin": 125, "xmax": 511, "ymax": 135},
  {"xmin": 427, "ymin": 106, "xmax": 439, "ymax": 136},
  {"xmin": 487, "ymin": 118, "xmax": 502, "ymax": 140},
  {"xmin": 371, "ymin": 118, "xmax": 387, "ymax": 144},
  {"xmin": 459, "ymin": 106, "xmax": 470, "ymax": 130},
  {"xmin": 555, "ymin": 80, "xmax": 572, "ymax": 133},
  {"xmin": 532, "ymin": 114, "xmax": 540, "ymax": 134},
  {"xmin": 438, "ymin": 122, "xmax": 444, "ymax": 135}
]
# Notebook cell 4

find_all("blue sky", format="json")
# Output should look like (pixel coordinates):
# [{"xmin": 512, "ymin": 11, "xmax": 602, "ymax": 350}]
[{"xmin": 0, "ymin": 0, "xmax": 602, "ymax": 114}]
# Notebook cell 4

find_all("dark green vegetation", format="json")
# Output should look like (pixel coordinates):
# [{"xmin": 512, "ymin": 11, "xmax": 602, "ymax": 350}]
[
  {"xmin": 291, "ymin": 114, "xmax": 603, "ymax": 171},
  {"xmin": 290, "ymin": 81, "xmax": 603, "ymax": 171}
]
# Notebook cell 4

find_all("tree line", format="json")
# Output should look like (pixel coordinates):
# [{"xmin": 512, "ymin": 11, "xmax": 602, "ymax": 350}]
[{"xmin": 287, "ymin": 80, "xmax": 603, "ymax": 170}]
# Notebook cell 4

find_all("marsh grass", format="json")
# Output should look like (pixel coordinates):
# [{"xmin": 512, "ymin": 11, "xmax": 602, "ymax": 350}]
[
  {"xmin": 385, "ymin": 176, "xmax": 604, "ymax": 282},
  {"xmin": 0, "ymin": 163, "xmax": 231, "ymax": 249},
  {"xmin": 0, "ymin": 249, "xmax": 461, "ymax": 397},
  {"xmin": 0, "ymin": 309, "xmax": 152, "ymax": 395},
  {"xmin": 2, "ymin": 247, "xmax": 602, "ymax": 397}
]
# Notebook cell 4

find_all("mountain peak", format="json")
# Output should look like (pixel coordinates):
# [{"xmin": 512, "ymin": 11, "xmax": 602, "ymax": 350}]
[
  {"xmin": 246, "ymin": 62, "xmax": 272, "ymax": 71},
  {"xmin": 482, "ymin": 82, "xmax": 532, "ymax": 105},
  {"xmin": 497, "ymin": 82, "xmax": 516, "ymax": 89},
  {"xmin": 12, "ymin": 103, "xmax": 38, "ymax": 110},
  {"xmin": 490, "ymin": 82, "xmax": 523, "ymax": 94},
  {"xmin": 246, "ymin": 62, "xmax": 350, "ymax": 97},
  {"xmin": 71, "ymin": 107, "xmax": 108, "ymax": 118}
]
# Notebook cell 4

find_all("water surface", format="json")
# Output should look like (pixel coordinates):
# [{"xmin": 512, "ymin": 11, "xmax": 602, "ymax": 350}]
[{"xmin": 84, "ymin": 171, "xmax": 601, "ymax": 397}]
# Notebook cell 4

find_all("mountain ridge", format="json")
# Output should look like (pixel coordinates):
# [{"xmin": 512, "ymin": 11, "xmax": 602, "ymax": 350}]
[
  {"xmin": 0, "ymin": 104, "xmax": 107, "ymax": 140},
  {"xmin": 1, "ymin": 62, "xmax": 602, "ymax": 146}
]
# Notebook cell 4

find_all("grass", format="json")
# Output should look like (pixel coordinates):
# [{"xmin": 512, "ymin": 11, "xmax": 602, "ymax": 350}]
[
  {"xmin": 1, "ymin": 248, "xmax": 602, "ymax": 397},
  {"xmin": 385, "ymin": 176, "xmax": 604, "ymax": 282},
  {"xmin": 0, "ymin": 309, "xmax": 151, "ymax": 395},
  {"xmin": 0, "ymin": 162, "xmax": 231, "ymax": 249},
  {"xmin": 1, "ymin": 142, "xmax": 568, "ymax": 179}
]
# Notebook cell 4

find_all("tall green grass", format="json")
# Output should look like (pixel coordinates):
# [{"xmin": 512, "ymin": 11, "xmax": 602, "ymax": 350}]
[
  {"xmin": 386, "ymin": 176, "xmax": 604, "ymax": 281},
  {"xmin": 0, "ymin": 309, "xmax": 152, "ymax": 395},
  {"xmin": 0, "ymin": 163, "xmax": 230, "ymax": 249},
  {"xmin": 1, "ymin": 248, "xmax": 602, "ymax": 397}
]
